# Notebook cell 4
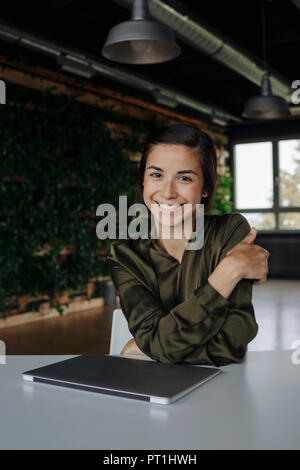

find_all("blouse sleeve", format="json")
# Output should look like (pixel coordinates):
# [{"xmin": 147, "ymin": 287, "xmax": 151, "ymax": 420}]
[
  {"xmin": 107, "ymin": 213, "xmax": 258, "ymax": 366},
  {"xmin": 205, "ymin": 213, "xmax": 259, "ymax": 365}
]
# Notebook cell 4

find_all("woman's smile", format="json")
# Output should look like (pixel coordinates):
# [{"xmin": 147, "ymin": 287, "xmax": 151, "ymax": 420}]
[{"xmin": 152, "ymin": 200, "xmax": 184, "ymax": 211}]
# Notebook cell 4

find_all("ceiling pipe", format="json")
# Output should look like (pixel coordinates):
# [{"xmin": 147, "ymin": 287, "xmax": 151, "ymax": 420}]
[
  {"xmin": 0, "ymin": 22, "xmax": 240, "ymax": 125},
  {"xmin": 291, "ymin": 0, "xmax": 300, "ymax": 10},
  {"xmin": 114, "ymin": 0, "xmax": 292, "ymax": 101}
]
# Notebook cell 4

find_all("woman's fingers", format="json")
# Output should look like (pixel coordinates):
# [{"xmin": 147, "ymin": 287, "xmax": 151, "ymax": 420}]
[
  {"xmin": 253, "ymin": 255, "xmax": 268, "ymax": 285},
  {"xmin": 120, "ymin": 338, "xmax": 147, "ymax": 356},
  {"xmin": 253, "ymin": 275, "xmax": 267, "ymax": 286},
  {"xmin": 120, "ymin": 338, "xmax": 135, "ymax": 354}
]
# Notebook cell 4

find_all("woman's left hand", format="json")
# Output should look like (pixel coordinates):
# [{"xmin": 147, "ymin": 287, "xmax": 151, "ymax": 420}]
[{"xmin": 120, "ymin": 338, "xmax": 148, "ymax": 356}]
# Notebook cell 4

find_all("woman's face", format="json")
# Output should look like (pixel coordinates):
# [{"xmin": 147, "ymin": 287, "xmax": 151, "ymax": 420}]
[{"xmin": 143, "ymin": 143, "xmax": 208, "ymax": 232}]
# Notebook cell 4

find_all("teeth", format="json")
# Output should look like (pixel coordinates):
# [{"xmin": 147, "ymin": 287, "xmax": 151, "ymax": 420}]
[{"xmin": 159, "ymin": 203, "xmax": 181, "ymax": 210}]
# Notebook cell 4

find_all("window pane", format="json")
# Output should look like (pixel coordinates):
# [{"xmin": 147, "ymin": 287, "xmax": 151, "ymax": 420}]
[
  {"xmin": 279, "ymin": 213, "xmax": 300, "ymax": 230},
  {"xmin": 240, "ymin": 212, "xmax": 276, "ymax": 230},
  {"xmin": 279, "ymin": 139, "xmax": 300, "ymax": 207},
  {"xmin": 234, "ymin": 142, "xmax": 273, "ymax": 209}
]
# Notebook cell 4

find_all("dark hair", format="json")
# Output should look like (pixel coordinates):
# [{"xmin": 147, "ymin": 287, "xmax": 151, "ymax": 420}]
[{"xmin": 136, "ymin": 122, "xmax": 217, "ymax": 211}]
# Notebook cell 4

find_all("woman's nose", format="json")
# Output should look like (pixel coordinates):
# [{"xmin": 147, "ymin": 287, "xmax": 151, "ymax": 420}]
[{"xmin": 160, "ymin": 180, "xmax": 178, "ymax": 199}]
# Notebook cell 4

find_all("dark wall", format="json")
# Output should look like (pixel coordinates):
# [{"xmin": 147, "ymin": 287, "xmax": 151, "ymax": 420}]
[
  {"xmin": 255, "ymin": 233, "xmax": 300, "ymax": 279},
  {"xmin": 227, "ymin": 117, "xmax": 300, "ymax": 143}
]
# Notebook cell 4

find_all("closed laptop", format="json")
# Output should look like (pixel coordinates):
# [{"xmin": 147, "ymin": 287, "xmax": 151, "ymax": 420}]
[{"xmin": 22, "ymin": 354, "xmax": 221, "ymax": 405}]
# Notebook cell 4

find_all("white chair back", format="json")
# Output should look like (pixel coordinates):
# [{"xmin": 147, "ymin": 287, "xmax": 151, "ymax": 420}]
[{"xmin": 109, "ymin": 308, "xmax": 133, "ymax": 355}]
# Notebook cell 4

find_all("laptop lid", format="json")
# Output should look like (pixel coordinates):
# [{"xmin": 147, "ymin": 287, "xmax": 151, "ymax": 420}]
[{"xmin": 22, "ymin": 354, "xmax": 221, "ymax": 405}]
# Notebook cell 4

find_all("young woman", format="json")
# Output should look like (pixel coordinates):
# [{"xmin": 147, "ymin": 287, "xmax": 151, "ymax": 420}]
[{"xmin": 106, "ymin": 123, "xmax": 269, "ymax": 366}]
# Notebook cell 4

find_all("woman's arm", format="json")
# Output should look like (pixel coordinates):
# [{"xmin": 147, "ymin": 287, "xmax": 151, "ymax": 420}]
[
  {"xmin": 208, "ymin": 256, "xmax": 242, "ymax": 300},
  {"xmin": 120, "ymin": 255, "xmax": 241, "ymax": 359},
  {"xmin": 107, "ymin": 214, "xmax": 260, "ymax": 366},
  {"xmin": 121, "ymin": 230, "xmax": 268, "ymax": 359},
  {"xmin": 208, "ymin": 227, "xmax": 269, "ymax": 299},
  {"xmin": 108, "ymin": 264, "xmax": 234, "ymax": 365}
]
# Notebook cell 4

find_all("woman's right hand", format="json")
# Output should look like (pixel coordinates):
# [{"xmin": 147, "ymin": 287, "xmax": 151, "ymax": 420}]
[
  {"xmin": 120, "ymin": 338, "xmax": 148, "ymax": 356},
  {"xmin": 225, "ymin": 228, "xmax": 270, "ymax": 285}
]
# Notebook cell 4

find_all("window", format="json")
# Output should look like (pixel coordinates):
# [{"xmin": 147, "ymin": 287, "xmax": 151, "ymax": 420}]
[{"xmin": 233, "ymin": 138, "xmax": 300, "ymax": 231}]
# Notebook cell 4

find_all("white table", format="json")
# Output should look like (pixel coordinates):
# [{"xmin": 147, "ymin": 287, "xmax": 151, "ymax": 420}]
[{"xmin": 0, "ymin": 350, "xmax": 299, "ymax": 450}]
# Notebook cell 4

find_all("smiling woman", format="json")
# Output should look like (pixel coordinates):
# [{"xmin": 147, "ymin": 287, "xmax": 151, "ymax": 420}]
[
  {"xmin": 142, "ymin": 142, "xmax": 208, "ymax": 259},
  {"xmin": 107, "ymin": 123, "xmax": 269, "ymax": 366}
]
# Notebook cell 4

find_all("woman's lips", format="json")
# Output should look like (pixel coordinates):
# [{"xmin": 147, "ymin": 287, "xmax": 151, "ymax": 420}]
[{"xmin": 152, "ymin": 201, "xmax": 183, "ymax": 211}]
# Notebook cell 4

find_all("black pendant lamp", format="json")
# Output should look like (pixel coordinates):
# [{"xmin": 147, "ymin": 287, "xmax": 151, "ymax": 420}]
[
  {"xmin": 242, "ymin": 0, "xmax": 290, "ymax": 120},
  {"xmin": 101, "ymin": 0, "xmax": 181, "ymax": 64},
  {"xmin": 242, "ymin": 73, "xmax": 291, "ymax": 119}
]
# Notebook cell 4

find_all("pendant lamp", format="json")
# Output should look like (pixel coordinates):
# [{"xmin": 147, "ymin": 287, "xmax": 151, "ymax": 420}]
[
  {"xmin": 242, "ymin": 0, "xmax": 290, "ymax": 120},
  {"xmin": 101, "ymin": 0, "xmax": 181, "ymax": 64},
  {"xmin": 242, "ymin": 73, "xmax": 291, "ymax": 119}
]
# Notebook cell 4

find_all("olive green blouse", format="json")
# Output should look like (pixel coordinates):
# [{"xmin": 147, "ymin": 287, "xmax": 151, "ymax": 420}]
[{"xmin": 106, "ymin": 212, "xmax": 259, "ymax": 366}]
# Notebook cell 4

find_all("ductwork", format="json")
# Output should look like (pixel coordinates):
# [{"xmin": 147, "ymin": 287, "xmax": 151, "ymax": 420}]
[
  {"xmin": 291, "ymin": 0, "xmax": 300, "ymax": 10},
  {"xmin": 0, "ymin": 22, "xmax": 240, "ymax": 125},
  {"xmin": 115, "ymin": 0, "xmax": 292, "ymax": 101}
]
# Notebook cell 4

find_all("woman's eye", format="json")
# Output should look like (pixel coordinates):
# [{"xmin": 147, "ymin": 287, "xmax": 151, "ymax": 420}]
[
  {"xmin": 179, "ymin": 176, "xmax": 192, "ymax": 182},
  {"xmin": 149, "ymin": 173, "xmax": 192, "ymax": 182}
]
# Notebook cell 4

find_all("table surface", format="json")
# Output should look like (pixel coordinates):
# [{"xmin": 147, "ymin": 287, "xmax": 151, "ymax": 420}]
[{"xmin": 1, "ymin": 350, "xmax": 299, "ymax": 450}]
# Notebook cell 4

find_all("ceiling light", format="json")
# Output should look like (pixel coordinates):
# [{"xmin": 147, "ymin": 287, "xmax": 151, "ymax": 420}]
[
  {"xmin": 101, "ymin": 0, "xmax": 181, "ymax": 64},
  {"xmin": 242, "ymin": 1, "xmax": 290, "ymax": 120},
  {"xmin": 242, "ymin": 73, "xmax": 291, "ymax": 119}
]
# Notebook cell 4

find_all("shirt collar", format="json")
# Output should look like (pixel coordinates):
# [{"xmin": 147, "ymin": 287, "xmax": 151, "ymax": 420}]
[{"xmin": 142, "ymin": 218, "xmax": 200, "ymax": 248}]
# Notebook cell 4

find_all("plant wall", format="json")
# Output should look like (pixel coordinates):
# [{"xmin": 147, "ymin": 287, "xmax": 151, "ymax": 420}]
[{"xmin": 0, "ymin": 82, "xmax": 232, "ymax": 318}]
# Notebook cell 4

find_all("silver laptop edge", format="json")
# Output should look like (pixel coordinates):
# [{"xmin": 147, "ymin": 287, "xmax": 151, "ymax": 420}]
[{"xmin": 22, "ymin": 368, "xmax": 221, "ymax": 405}]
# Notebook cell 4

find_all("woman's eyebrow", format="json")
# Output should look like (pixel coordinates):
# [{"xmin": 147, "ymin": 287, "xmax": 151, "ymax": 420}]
[{"xmin": 146, "ymin": 165, "xmax": 198, "ymax": 176}]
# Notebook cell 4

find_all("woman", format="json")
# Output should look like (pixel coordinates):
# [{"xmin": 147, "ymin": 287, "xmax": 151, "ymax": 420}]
[{"xmin": 106, "ymin": 123, "xmax": 269, "ymax": 366}]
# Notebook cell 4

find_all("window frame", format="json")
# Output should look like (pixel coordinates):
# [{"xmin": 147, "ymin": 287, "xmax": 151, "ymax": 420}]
[{"xmin": 230, "ymin": 136, "xmax": 300, "ymax": 234}]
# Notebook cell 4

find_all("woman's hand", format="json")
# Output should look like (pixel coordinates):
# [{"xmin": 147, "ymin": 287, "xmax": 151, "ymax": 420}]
[
  {"xmin": 225, "ymin": 228, "xmax": 270, "ymax": 286},
  {"xmin": 120, "ymin": 338, "xmax": 148, "ymax": 356}
]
